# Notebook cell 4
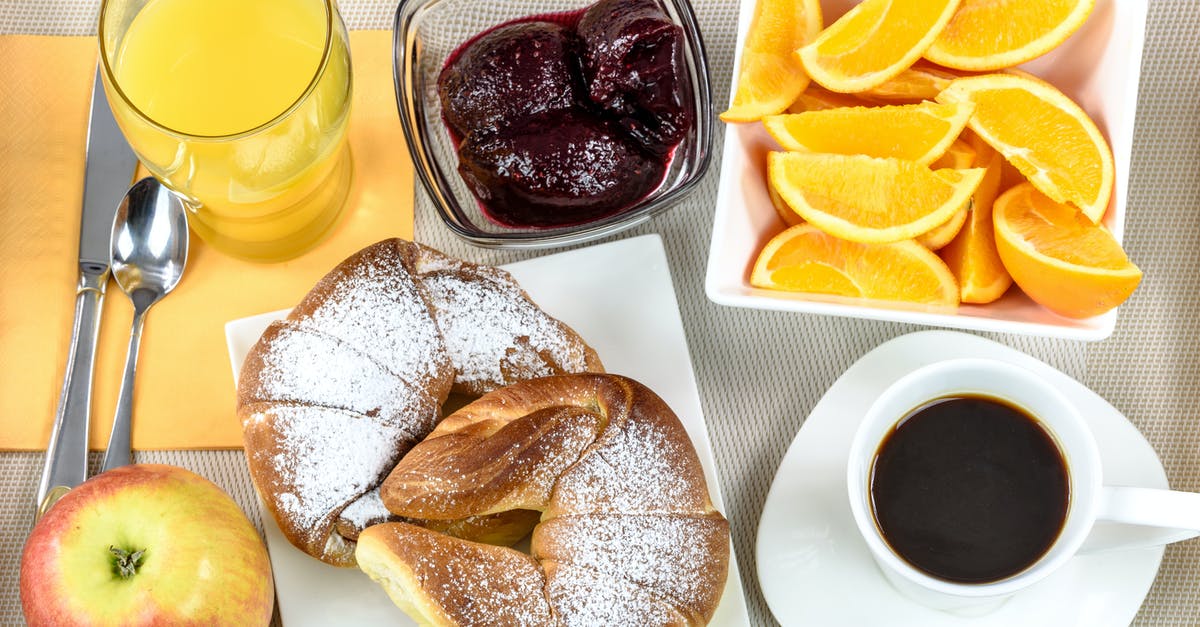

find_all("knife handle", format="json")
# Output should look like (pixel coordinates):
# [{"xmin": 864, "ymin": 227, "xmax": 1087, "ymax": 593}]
[{"xmin": 35, "ymin": 265, "xmax": 108, "ymax": 521}]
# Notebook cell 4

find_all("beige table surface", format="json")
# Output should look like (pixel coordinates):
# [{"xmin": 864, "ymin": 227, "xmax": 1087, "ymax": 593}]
[{"xmin": 3, "ymin": 0, "xmax": 1199, "ymax": 624}]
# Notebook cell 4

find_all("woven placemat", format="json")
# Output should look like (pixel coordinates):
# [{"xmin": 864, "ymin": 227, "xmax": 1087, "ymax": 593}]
[{"xmin": 2, "ymin": 1, "xmax": 1197, "ymax": 625}]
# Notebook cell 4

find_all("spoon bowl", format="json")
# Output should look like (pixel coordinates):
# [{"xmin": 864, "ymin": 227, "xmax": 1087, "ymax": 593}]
[
  {"xmin": 101, "ymin": 177, "xmax": 189, "ymax": 472},
  {"xmin": 111, "ymin": 179, "xmax": 189, "ymax": 303}
]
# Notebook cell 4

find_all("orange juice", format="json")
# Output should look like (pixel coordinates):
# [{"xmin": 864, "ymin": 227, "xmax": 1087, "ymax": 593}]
[{"xmin": 100, "ymin": 0, "xmax": 353, "ymax": 262}]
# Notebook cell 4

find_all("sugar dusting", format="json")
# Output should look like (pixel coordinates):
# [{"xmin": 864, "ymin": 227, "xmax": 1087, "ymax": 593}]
[
  {"xmin": 239, "ymin": 239, "xmax": 601, "ymax": 566},
  {"xmin": 535, "ymin": 395, "xmax": 722, "ymax": 623},
  {"xmin": 247, "ymin": 322, "xmax": 438, "ymax": 435},
  {"xmin": 536, "ymin": 513, "xmax": 725, "ymax": 617},
  {"xmin": 551, "ymin": 411, "xmax": 703, "ymax": 516},
  {"xmin": 340, "ymin": 487, "xmax": 393, "ymax": 531},
  {"xmin": 546, "ymin": 562, "xmax": 681, "ymax": 627},
  {"xmin": 419, "ymin": 268, "xmax": 593, "ymax": 394},
  {"xmin": 406, "ymin": 532, "xmax": 553, "ymax": 626},
  {"xmin": 297, "ymin": 243, "xmax": 448, "ymax": 386},
  {"xmin": 248, "ymin": 405, "xmax": 410, "ymax": 552}
]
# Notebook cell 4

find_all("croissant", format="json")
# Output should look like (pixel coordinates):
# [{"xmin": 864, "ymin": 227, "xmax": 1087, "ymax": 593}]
[
  {"xmin": 358, "ymin": 373, "xmax": 730, "ymax": 625},
  {"xmin": 237, "ymin": 239, "xmax": 602, "ymax": 566}
]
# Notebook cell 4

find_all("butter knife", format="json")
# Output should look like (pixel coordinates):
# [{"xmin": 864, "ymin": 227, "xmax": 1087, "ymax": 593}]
[{"xmin": 35, "ymin": 66, "xmax": 139, "ymax": 520}]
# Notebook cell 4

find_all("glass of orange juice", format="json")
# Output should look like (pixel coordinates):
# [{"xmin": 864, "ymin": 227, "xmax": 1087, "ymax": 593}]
[{"xmin": 98, "ymin": 0, "xmax": 353, "ymax": 263}]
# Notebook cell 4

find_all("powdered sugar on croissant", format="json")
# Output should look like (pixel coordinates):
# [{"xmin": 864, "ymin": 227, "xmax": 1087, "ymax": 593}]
[{"xmin": 237, "ymin": 239, "xmax": 602, "ymax": 566}]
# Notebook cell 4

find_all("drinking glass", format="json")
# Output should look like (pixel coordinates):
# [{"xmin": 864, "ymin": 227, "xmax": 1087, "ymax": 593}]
[{"xmin": 99, "ymin": 0, "xmax": 353, "ymax": 263}]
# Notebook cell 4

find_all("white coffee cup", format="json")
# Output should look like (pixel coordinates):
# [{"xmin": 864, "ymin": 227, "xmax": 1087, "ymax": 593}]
[{"xmin": 847, "ymin": 358, "xmax": 1200, "ymax": 614}]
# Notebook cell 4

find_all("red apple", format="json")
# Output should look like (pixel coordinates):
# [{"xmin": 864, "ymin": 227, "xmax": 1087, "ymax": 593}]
[{"xmin": 21, "ymin": 464, "xmax": 274, "ymax": 626}]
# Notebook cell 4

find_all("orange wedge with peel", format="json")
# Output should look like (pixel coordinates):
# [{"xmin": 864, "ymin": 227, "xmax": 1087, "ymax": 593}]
[
  {"xmin": 936, "ymin": 73, "xmax": 1114, "ymax": 223},
  {"xmin": 768, "ymin": 152, "xmax": 984, "ymax": 244},
  {"xmin": 786, "ymin": 84, "xmax": 872, "ymax": 113},
  {"xmin": 926, "ymin": 0, "xmax": 1096, "ymax": 71},
  {"xmin": 859, "ymin": 63, "xmax": 961, "ymax": 103},
  {"xmin": 797, "ymin": 0, "xmax": 962, "ymax": 93},
  {"xmin": 992, "ymin": 183, "xmax": 1140, "ymax": 318},
  {"xmin": 767, "ymin": 175, "xmax": 805, "ymax": 227},
  {"xmin": 916, "ymin": 202, "xmax": 969, "ymax": 251},
  {"xmin": 751, "ymin": 224, "xmax": 959, "ymax": 307},
  {"xmin": 930, "ymin": 137, "xmax": 977, "ymax": 170},
  {"xmin": 939, "ymin": 142, "xmax": 1012, "ymax": 303},
  {"xmin": 722, "ymin": 0, "xmax": 823, "ymax": 122},
  {"xmin": 762, "ymin": 101, "xmax": 973, "ymax": 166},
  {"xmin": 916, "ymin": 138, "xmax": 978, "ymax": 249},
  {"xmin": 999, "ymin": 157, "xmax": 1027, "ymax": 191}
]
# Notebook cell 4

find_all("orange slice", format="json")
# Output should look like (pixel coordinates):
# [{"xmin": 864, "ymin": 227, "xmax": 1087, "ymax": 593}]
[
  {"xmin": 926, "ymin": 0, "xmax": 1096, "ymax": 71},
  {"xmin": 797, "ymin": 0, "xmax": 962, "ymax": 93},
  {"xmin": 916, "ymin": 138, "xmax": 976, "ymax": 249},
  {"xmin": 939, "ymin": 142, "xmax": 1012, "ymax": 303},
  {"xmin": 992, "ymin": 183, "xmax": 1140, "ymax": 318},
  {"xmin": 751, "ymin": 224, "xmax": 959, "ymax": 307},
  {"xmin": 858, "ymin": 63, "xmax": 960, "ymax": 103},
  {"xmin": 930, "ymin": 137, "xmax": 977, "ymax": 170},
  {"xmin": 999, "ymin": 157, "xmax": 1027, "ymax": 191},
  {"xmin": 722, "ymin": 0, "xmax": 823, "ymax": 122},
  {"xmin": 767, "ymin": 174, "xmax": 805, "ymax": 227},
  {"xmin": 916, "ymin": 204, "xmax": 968, "ymax": 251},
  {"xmin": 768, "ymin": 152, "xmax": 984, "ymax": 243},
  {"xmin": 762, "ymin": 101, "xmax": 972, "ymax": 166},
  {"xmin": 786, "ymin": 84, "xmax": 871, "ymax": 113},
  {"xmin": 936, "ymin": 73, "xmax": 1114, "ymax": 223}
]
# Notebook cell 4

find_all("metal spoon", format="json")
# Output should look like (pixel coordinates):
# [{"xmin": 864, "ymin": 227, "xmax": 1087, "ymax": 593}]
[{"xmin": 99, "ymin": 177, "xmax": 189, "ymax": 472}]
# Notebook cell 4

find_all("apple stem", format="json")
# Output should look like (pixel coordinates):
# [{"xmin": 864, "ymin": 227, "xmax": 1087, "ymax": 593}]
[{"xmin": 109, "ymin": 545, "xmax": 146, "ymax": 579}]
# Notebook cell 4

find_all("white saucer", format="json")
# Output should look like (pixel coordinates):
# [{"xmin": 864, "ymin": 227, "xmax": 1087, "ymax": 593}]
[{"xmin": 756, "ymin": 330, "xmax": 1166, "ymax": 626}]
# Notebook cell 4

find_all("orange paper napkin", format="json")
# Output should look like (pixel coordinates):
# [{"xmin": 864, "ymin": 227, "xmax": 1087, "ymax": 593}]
[{"xmin": 0, "ymin": 31, "xmax": 414, "ymax": 451}]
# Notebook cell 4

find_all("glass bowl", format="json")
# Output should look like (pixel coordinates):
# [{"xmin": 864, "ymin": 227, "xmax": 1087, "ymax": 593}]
[{"xmin": 393, "ymin": 0, "xmax": 713, "ymax": 249}]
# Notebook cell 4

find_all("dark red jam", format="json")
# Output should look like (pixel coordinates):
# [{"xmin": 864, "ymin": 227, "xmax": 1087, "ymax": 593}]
[{"xmin": 438, "ymin": 0, "xmax": 694, "ymax": 229}]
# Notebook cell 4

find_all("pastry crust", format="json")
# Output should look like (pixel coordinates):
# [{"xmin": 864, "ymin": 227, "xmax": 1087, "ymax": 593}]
[
  {"xmin": 237, "ymin": 239, "xmax": 602, "ymax": 566},
  {"xmin": 356, "ymin": 523, "xmax": 554, "ymax": 627},
  {"xmin": 363, "ymin": 374, "xmax": 730, "ymax": 626}
]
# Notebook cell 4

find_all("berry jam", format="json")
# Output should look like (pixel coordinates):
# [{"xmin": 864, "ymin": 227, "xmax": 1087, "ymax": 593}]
[{"xmin": 438, "ymin": 0, "xmax": 694, "ymax": 229}]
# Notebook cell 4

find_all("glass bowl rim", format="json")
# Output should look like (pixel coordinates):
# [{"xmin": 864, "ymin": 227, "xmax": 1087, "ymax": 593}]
[{"xmin": 391, "ymin": 0, "xmax": 715, "ymax": 249}]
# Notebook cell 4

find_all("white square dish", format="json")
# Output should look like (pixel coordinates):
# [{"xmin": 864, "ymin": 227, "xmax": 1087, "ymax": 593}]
[
  {"xmin": 225, "ymin": 235, "xmax": 751, "ymax": 626},
  {"xmin": 705, "ymin": 0, "xmax": 1148, "ymax": 341}
]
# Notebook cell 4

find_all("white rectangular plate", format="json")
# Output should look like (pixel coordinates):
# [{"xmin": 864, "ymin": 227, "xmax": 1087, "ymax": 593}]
[
  {"xmin": 225, "ymin": 234, "xmax": 750, "ymax": 626},
  {"xmin": 706, "ymin": 0, "xmax": 1148, "ymax": 341}
]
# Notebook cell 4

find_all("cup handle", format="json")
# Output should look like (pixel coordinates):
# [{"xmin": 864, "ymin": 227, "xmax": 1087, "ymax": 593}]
[{"xmin": 1079, "ymin": 486, "xmax": 1200, "ymax": 554}]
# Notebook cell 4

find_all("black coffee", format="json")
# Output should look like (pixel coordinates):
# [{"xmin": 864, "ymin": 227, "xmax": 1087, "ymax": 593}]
[{"xmin": 869, "ymin": 395, "xmax": 1069, "ymax": 583}]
